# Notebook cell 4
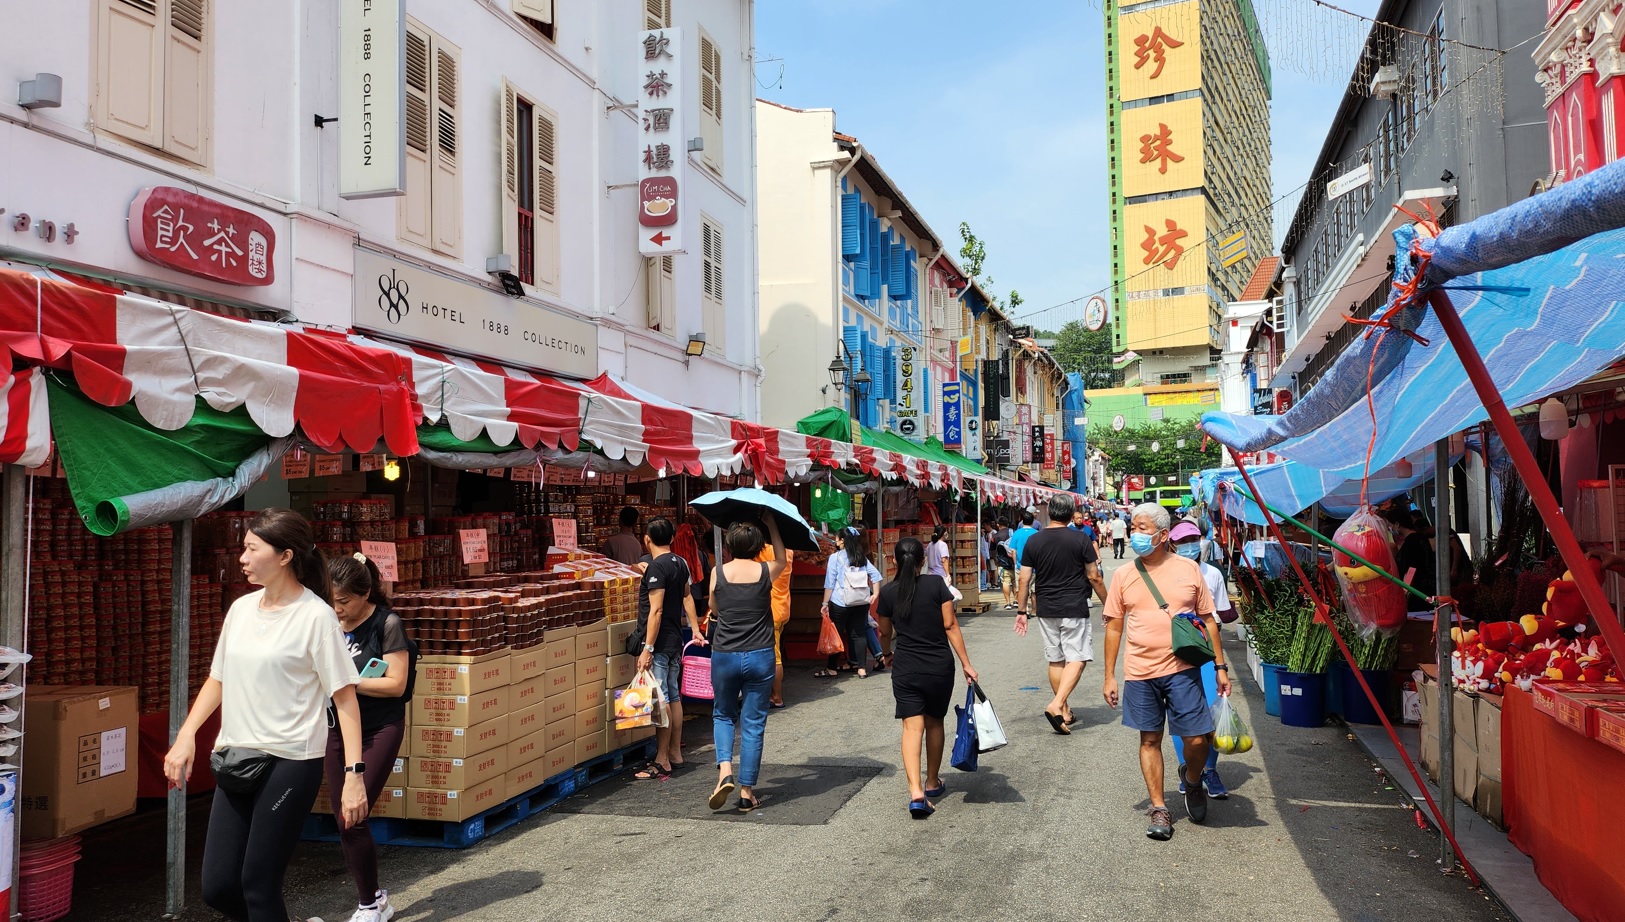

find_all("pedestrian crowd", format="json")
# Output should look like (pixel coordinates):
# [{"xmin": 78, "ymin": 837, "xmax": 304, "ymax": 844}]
[{"xmin": 161, "ymin": 493, "xmax": 1240, "ymax": 920}]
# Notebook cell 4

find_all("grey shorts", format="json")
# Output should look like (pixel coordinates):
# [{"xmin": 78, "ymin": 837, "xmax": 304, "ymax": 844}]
[{"xmin": 1036, "ymin": 617, "xmax": 1093, "ymax": 663}]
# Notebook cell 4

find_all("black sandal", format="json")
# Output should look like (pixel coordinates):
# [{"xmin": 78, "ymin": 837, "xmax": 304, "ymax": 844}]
[
  {"xmin": 633, "ymin": 761, "xmax": 671, "ymax": 780},
  {"xmin": 737, "ymin": 795, "xmax": 762, "ymax": 812},
  {"xmin": 709, "ymin": 776, "xmax": 736, "ymax": 810}
]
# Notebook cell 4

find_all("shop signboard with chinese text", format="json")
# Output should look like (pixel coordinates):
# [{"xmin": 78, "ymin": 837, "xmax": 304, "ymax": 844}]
[
  {"xmin": 892, "ymin": 344, "xmax": 925, "ymax": 438},
  {"xmin": 941, "ymin": 382, "xmax": 962, "ymax": 449},
  {"xmin": 352, "ymin": 248, "xmax": 598, "ymax": 379},
  {"xmin": 1031, "ymin": 426, "xmax": 1046, "ymax": 464},
  {"xmin": 128, "ymin": 187, "xmax": 276, "ymax": 286},
  {"xmin": 637, "ymin": 28, "xmax": 686, "ymax": 256},
  {"xmin": 1060, "ymin": 441, "xmax": 1073, "ymax": 476},
  {"xmin": 1118, "ymin": 2, "xmax": 1201, "ymax": 102},
  {"xmin": 1121, "ymin": 97, "xmax": 1203, "ymax": 198},
  {"xmin": 338, "ymin": 0, "xmax": 406, "ymax": 199},
  {"xmin": 1044, "ymin": 430, "xmax": 1056, "ymax": 466}
]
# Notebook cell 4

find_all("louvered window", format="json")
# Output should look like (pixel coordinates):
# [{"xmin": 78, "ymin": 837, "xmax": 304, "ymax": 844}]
[
  {"xmin": 401, "ymin": 22, "xmax": 462, "ymax": 256},
  {"xmin": 511, "ymin": 0, "xmax": 554, "ymax": 41},
  {"xmin": 701, "ymin": 216, "xmax": 726, "ymax": 354},
  {"xmin": 96, "ymin": 0, "xmax": 211, "ymax": 165},
  {"xmin": 699, "ymin": 30, "xmax": 723, "ymax": 174},
  {"xmin": 644, "ymin": 0, "xmax": 671, "ymax": 29}
]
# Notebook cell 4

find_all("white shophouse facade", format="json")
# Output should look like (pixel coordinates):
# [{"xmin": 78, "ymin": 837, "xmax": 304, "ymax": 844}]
[{"xmin": 0, "ymin": 0, "xmax": 759, "ymax": 417}]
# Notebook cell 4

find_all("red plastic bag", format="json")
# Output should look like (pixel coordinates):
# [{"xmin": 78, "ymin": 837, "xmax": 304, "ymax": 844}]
[
  {"xmin": 1331, "ymin": 506, "xmax": 1408, "ymax": 637},
  {"xmin": 817, "ymin": 614, "xmax": 846, "ymax": 656}
]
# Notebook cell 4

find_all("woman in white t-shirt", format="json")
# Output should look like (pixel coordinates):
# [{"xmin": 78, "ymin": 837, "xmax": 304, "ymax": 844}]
[{"xmin": 163, "ymin": 508, "xmax": 366, "ymax": 922}]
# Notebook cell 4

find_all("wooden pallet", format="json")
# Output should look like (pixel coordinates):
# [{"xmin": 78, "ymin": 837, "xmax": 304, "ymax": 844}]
[
  {"xmin": 957, "ymin": 600, "xmax": 992, "ymax": 616},
  {"xmin": 301, "ymin": 737, "xmax": 657, "ymax": 849}
]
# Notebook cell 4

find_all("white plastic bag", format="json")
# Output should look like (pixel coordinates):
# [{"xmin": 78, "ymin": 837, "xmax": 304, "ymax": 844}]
[{"xmin": 970, "ymin": 682, "xmax": 1007, "ymax": 752}]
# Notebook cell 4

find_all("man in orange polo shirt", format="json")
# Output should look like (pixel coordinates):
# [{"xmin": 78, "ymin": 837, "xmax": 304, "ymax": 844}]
[
  {"xmin": 1102, "ymin": 502, "xmax": 1230, "ymax": 841},
  {"xmin": 757, "ymin": 545, "xmax": 794, "ymax": 708}
]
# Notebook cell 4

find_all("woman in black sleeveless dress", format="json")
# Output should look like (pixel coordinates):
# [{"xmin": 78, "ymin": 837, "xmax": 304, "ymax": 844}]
[{"xmin": 876, "ymin": 537, "xmax": 978, "ymax": 819}]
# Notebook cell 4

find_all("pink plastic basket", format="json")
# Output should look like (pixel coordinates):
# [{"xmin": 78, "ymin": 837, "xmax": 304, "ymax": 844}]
[
  {"xmin": 18, "ymin": 849, "xmax": 79, "ymax": 922},
  {"xmin": 681, "ymin": 642, "xmax": 713, "ymax": 700}
]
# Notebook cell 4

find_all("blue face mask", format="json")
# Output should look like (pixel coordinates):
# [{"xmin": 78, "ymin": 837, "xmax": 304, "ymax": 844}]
[
  {"xmin": 1129, "ymin": 533, "xmax": 1157, "ymax": 556},
  {"xmin": 1175, "ymin": 543, "xmax": 1201, "ymax": 560}
]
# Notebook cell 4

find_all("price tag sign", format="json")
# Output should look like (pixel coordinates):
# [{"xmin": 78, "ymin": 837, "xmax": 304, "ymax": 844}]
[
  {"xmin": 552, "ymin": 518, "xmax": 578, "ymax": 550},
  {"xmin": 358, "ymin": 541, "xmax": 399, "ymax": 582},
  {"xmin": 459, "ymin": 528, "xmax": 489, "ymax": 565},
  {"xmin": 486, "ymin": 468, "xmax": 508, "ymax": 478},
  {"xmin": 314, "ymin": 455, "xmax": 344, "ymax": 477},
  {"xmin": 282, "ymin": 453, "xmax": 311, "ymax": 479},
  {"xmin": 359, "ymin": 453, "xmax": 385, "ymax": 472}
]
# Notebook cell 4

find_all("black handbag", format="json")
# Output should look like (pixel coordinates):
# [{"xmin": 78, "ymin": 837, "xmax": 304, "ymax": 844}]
[{"xmin": 209, "ymin": 747, "xmax": 275, "ymax": 795}]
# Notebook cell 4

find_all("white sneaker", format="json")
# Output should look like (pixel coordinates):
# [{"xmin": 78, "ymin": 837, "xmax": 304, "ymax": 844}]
[{"xmin": 346, "ymin": 891, "xmax": 395, "ymax": 922}]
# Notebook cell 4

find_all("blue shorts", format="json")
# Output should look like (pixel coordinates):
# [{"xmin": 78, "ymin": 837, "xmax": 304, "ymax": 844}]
[
  {"xmin": 651, "ymin": 650, "xmax": 683, "ymax": 705},
  {"xmin": 1122, "ymin": 668, "xmax": 1215, "ymax": 738}
]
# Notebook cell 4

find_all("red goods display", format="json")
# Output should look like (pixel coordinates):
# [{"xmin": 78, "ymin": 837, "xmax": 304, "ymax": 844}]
[{"xmin": 1330, "ymin": 507, "xmax": 1407, "ymax": 636}]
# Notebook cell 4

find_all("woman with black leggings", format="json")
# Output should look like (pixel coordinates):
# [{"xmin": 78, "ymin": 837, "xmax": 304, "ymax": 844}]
[
  {"xmin": 164, "ymin": 508, "xmax": 366, "ymax": 922},
  {"xmin": 324, "ymin": 553, "xmax": 412, "ymax": 922},
  {"xmin": 818, "ymin": 527, "xmax": 882, "ymax": 678}
]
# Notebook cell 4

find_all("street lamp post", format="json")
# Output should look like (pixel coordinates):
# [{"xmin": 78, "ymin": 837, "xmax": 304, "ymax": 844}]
[{"xmin": 827, "ymin": 345, "xmax": 872, "ymax": 434}]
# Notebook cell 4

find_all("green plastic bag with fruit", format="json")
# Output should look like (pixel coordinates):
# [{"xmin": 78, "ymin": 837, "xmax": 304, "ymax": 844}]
[{"xmin": 1211, "ymin": 695, "xmax": 1253, "ymax": 754}]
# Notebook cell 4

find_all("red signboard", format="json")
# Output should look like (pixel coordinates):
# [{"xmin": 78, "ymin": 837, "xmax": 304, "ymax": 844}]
[
  {"xmin": 1274, "ymin": 389, "xmax": 1295, "ymax": 414},
  {"xmin": 1060, "ymin": 441, "xmax": 1072, "ymax": 474},
  {"xmin": 638, "ymin": 177, "xmax": 678, "ymax": 228},
  {"xmin": 1124, "ymin": 475, "xmax": 1144, "ymax": 494},
  {"xmin": 1044, "ymin": 431, "xmax": 1056, "ymax": 465},
  {"xmin": 128, "ymin": 186, "xmax": 276, "ymax": 286}
]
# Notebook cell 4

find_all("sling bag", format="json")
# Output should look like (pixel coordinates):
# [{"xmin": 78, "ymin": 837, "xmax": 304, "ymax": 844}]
[{"xmin": 1134, "ymin": 558, "xmax": 1215, "ymax": 667}]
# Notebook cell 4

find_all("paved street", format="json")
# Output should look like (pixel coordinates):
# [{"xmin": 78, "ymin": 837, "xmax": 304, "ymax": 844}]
[{"xmin": 70, "ymin": 554, "xmax": 1508, "ymax": 922}]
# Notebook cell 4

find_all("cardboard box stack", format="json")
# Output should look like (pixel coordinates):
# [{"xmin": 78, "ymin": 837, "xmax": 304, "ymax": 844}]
[
  {"xmin": 1417, "ymin": 669, "xmax": 1506, "ymax": 827},
  {"xmin": 21, "ymin": 686, "xmax": 139, "ymax": 838}
]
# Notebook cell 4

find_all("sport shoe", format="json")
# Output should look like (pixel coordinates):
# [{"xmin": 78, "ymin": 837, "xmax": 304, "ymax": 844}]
[
  {"xmin": 352, "ymin": 890, "xmax": 396, "ymax": 922},
  {"xmin": 1184, "ymin": 770, "xmax": 1209, "ymax": 823},
  {"xmin": 1201, "ymin": 767, "xmax": 1229, "ymax": 800},
  {"xmin": 1177, "ymin": 763, "xmax": 1186, "ymax": 795},
  {"xmin": 1146, "ymin": 807, "xmax": 1173, "ymax": 840}
]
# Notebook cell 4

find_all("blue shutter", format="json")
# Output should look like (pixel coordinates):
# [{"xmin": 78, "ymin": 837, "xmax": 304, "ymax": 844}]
[
  {"xmin": 867, "ymin": 218, "xmax": 882, "ymax": 300},
  {"xmin": 842, "ymin": 325, "xmax": 862, "ymax": 371},
  {"xmin": 888, "ymin": 241, "xmax": 907, "ymax": 295},
  {"xmin": 841, "ymin": 194, "xmax": 862, "ymax": 257},
  {"xmin": 883, "ymin": 344, "xmax": 898, "ymax": 402},
  {"xmin": 903, "ymin": 246, "xmax": 917, "ymax": 300}
]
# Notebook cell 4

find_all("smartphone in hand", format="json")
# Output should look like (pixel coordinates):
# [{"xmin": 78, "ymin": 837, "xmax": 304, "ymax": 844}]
[{"xmin": 359, "ymin": 657, "xmax": 388, "ymax": 678}]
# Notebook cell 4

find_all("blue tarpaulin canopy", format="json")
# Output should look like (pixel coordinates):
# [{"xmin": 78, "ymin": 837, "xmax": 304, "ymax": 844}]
[
  {"xmin": 1198, "ymin": 446, "xmax": 1461, "ymax": 525},
  {"xmin": 1200, "ymin": 161, "xmax": 1625, "ymax": 478}
]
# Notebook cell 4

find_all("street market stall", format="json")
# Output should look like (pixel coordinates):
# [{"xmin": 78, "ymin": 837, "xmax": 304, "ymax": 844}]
[{"xmin": 1195, "ymin": 159, "xmax": 1625, "ymax": 920}]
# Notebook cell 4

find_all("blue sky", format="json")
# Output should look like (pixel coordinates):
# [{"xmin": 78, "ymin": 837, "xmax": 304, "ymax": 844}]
[{"xmin": 754, "ymin": 0, "xmax": 1380, "ymax": 331}]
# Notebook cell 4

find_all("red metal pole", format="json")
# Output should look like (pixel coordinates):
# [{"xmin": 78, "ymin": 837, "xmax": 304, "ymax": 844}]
[
  {"xmin": 1427, "ymin": 291, "xmax": 1625, "ymax": 660},
  {"xmin": 1230, "ymin": 452, "xmax": 1479, "ymax": 885}
]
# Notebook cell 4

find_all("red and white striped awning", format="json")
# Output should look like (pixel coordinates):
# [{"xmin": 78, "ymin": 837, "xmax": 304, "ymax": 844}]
[{"xmin": 0, "ymin": 267, "xmax": 1072, "ymax": 500}]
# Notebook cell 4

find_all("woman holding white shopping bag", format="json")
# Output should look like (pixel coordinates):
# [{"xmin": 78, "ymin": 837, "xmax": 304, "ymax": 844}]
[{"xmin": 876, "ymin": 537, "xmax": 978, "ymax": 819}]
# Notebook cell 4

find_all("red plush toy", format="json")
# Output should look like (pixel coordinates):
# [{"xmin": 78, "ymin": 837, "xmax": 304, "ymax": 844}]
[{"xmin": 1332, "ymin": 507, "xmax": 1408, "ymax": 636}]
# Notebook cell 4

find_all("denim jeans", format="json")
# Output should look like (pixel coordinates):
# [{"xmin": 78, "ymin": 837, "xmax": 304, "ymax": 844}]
[{"xmin": 710, "ymin": 647, "xmax": 776, "ymax": 786}]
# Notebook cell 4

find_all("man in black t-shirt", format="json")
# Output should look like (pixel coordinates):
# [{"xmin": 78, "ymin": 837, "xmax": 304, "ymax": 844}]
[
  {"xmin": 991, "ymin": 520, "xmax": 1016, "ymax": 609},
  {"xmin": 634, "ymin": 517, "xmax": 703, "ymax": 777},
  {"xmin": 1015, "ymin": 495, "xmax": 1108, "ymax": 735}
]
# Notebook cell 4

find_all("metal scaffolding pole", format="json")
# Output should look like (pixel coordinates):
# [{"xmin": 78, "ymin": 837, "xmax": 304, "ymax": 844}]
[{"xmin": 1433, "ymin": 438, "xmax": 1456, "ymax": 872}]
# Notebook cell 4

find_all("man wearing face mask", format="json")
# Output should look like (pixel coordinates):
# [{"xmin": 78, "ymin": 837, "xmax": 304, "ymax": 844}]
[{"xmin": 1101, "ymin": 504, "xmax": 1230, "ymax": 840}]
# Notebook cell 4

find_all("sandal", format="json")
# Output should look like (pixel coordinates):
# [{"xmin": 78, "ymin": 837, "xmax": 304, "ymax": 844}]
[
  {"xmin": 737, "ymin": 795, "xmax": 762, "ymax": 812},
  {"xmin": 812, "ymin": 669, "xmax": 838, "ymax": 678},
  {"xmin": 909, "ymin": 798, "xmax": 935, "ymax": 819},
  {"xmin": 923, "ymin": 780, "xmax": 946, "ymax": 799},
  {"xmin": 1043, "ymin": 710, "xmax": 1072, "ymax": 735},
  {"xmin": 709, "ymin": 775, "xmax": 736, "ymax": 810},
  {"xmin": 634, "ymin": 762, "xmax": 671, "ymax": 780},
  {"xmin": 857, "ymin": 669, "xmax": 868, "ymax": 679}
]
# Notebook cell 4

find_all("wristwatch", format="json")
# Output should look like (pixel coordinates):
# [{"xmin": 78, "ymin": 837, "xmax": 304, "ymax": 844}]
[
  {"xmin": 642, "ymin": 642, "xmax": 654, "ymax": 653},
  {"xmin": 344, "ymin": 762, "xmax": 365, "ymax": 774},
  {"xmin": 1214, "ymin": 664, "xmax": 1230, "ymax": 673}
]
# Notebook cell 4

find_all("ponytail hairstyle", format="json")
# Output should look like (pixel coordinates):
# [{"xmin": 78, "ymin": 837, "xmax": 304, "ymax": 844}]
[
  {"xmin": 930, "ymin": 525, "xmax": 948, "ymax": 545},
  {"xmin": 892, "ymin": 537, "xmax": 925, "ymax": 624},
  {"xmin": 842, "ymin": 526, "xmax": 869, "ymax": 569},
  {"xmin": 329, "ymin": 552, "xmax": 390, "ymax": 607},
  {"xmin": 246, "ymin": 507, "xmax": 331, "ymax": 605}
]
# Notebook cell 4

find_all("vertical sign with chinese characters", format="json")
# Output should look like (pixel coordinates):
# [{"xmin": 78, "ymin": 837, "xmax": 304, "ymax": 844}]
[
  {"xmin": 637, "ymin": 28, "xmax": 686, "ymax": 257},
  {"xmin": 1044, "ymin": 430, "xmax": 1056, "ymax": 466},
  {"xmin": 339, "ymin": 0, "xmax": 405, "ymax": 199},
  {"xmin": 941, "ymin": 382, "xmax": 962, "ymax": 450},
  {"xmin": 1060, "ymin": 441, "xmax": 1073, "ymax": 476},
  {"xmin": 1030, "ymin": 426, "xmax": 1046, "ymax": 465},
  {"xmin": 892, "ymin": 345, "xmax": 925, "ymax": 438}
]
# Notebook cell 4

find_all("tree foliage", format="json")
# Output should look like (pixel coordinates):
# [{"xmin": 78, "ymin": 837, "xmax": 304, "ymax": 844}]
[
  {"xmin": 1052, "ymin": 320, "xmax": 1121, "ymax": 390},
  {"xmin": 958, "ymin": 222, "xmax": 987, "ymax": 279},
  {"xmin": 1086, "ymin": 418, "xmax": 1218, "ymax": 484}
]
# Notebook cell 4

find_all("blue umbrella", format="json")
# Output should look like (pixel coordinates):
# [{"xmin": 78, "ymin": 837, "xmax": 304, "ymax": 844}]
[{"xmin": 688, "ymin": 488, "xmax": 820, "ymax": 553}]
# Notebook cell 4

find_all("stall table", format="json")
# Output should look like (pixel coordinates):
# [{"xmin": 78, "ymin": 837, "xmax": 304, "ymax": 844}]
[{"xmin": 1503, "ymin": 686, "xmax": 1625, "ymax": 922}]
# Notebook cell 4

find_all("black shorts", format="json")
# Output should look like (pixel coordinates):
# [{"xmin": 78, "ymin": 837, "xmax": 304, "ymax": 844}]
[{"xmin": 892, "ymin": 669, "xmax": 954, "ymax": 720}]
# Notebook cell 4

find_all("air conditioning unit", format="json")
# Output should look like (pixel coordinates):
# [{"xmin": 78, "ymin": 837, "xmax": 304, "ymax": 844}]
[{"xmin": 1369, "ymin": 65, "xmax": 1400, "ymax": 99}]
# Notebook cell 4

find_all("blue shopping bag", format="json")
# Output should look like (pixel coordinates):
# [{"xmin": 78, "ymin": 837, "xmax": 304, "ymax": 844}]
[{"xmin": 951, "ymin": 685, "xmax": 979, "ymax": 772}]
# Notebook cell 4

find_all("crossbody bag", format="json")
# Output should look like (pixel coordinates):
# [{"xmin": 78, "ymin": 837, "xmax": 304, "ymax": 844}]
[{"xmin": 1134, "ymin": 558, "xmax": 1215, "ymax": 667}]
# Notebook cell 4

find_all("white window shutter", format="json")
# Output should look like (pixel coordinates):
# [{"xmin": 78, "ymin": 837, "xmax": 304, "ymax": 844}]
[
  {"xmin": 98, "ymin": 0, "xmax": 163, "ymax": 147},
  {"xmin": 399, "ymin": 26, "xmax": 432, "ymax": 247},
  {"xmin": 511, "ymin": 0, "xmax": 553, "ymax": 25},
  {"xmin": 699, "ymin": 34, "xmax": 722, "ymax": 174},
  {"xmin": 162, "ymin": 0, "xmax": 208, "ymax": 164},
  {"xmin": 645, "ymin": 256, "xmax": 674, "ymax": 332},
  {"xmin": 701, "ymin": 218, "xmax": 725, "ymax": 352},
  {"xmin": 431, "ymin": 42, "xmax": 463, "ymax": 256},
  {"xmin": 644, "ymin": 0, "xmax": 670, "ymax": 29},
  {"xmin": 500, "ymin": 79, "xmax": 519, "ymax": 269},
  {"xmin": 533, "ymin": 106, "xmax": 559, "ymax": 291}
]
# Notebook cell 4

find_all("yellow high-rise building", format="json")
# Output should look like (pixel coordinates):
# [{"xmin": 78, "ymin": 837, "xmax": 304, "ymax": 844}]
[{"xmin": 1104, "ymin": 0, "xmax": 1271, "ymax": 387}]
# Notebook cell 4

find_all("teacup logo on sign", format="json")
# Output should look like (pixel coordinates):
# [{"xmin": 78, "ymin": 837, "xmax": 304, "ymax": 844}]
[{"xmin": 378, "ymin": 269, "xmax": 410, "ymax": 324}]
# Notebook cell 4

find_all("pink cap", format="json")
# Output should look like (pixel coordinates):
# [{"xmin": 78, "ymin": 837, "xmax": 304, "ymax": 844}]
[{"xmin": 1168, "ymin": 522, "xmax": 1202, "ymax": 542}]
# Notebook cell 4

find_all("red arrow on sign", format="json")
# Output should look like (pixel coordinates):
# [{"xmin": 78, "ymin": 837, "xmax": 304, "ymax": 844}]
[{"xmin": 649, "ymin": 231, "xmax": 671, "ymax": 246}]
